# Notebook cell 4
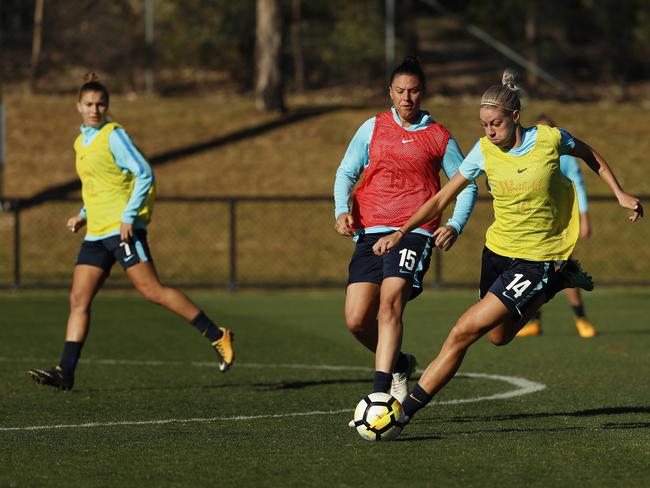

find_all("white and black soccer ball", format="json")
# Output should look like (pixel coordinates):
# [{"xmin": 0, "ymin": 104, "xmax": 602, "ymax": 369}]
[{"xmin": 353, "ymin": 392, "xmax": 405, "ymax": 441}]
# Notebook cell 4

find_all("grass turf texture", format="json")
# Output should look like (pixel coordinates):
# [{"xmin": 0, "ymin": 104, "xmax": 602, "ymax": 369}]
[{"xmin": 1, "ymin": 290, "xmax": 649, "ymax": 487}]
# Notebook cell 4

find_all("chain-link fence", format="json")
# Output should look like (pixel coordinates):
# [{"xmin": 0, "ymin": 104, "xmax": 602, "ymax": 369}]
[{"xmin": 1, "ymin": 195, "xmax": 649, "ymax": 289}]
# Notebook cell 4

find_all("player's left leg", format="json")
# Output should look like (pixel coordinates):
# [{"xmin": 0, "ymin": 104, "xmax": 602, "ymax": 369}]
[
  {"xmin": 376, "ymin": 232, "xmax": 431, "ymax": 398},
  {"xmin": 373, "ymin": 277, "xmax": 410, "ymax": 394},
  {"xmin": 125, "ymin": 261, "xmax": 234, "ymax": 371},
  {"xmin": 116, "ymin": 230, "xmax": 235, "ymax": 372},
  {"xmin": 564, "ymin": 288, "xmax": 596, "ymax": 337},
  {"xmin": 516, "ymin": 308, "xmax": 543, "ymax": 337}
]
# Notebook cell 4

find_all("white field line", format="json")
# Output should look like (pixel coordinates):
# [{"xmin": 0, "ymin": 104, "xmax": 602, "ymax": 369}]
[{"xmin": 0, "ymin": 358, "xmax": 545, "ymax": 432}]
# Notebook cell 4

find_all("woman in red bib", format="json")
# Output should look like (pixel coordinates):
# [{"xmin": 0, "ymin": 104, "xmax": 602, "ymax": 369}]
[{"xmin": 333, "ymin": 57, "xmax": 478, "ymax": 408}]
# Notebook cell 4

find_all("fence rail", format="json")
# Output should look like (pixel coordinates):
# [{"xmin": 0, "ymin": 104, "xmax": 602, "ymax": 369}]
[{"xmin": 1, "ymin": 195, "xmax": 649, "ymax": 290}]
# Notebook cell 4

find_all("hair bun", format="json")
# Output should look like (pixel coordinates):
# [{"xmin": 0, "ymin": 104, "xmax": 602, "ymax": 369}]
[
  {"xmin": 501, "ymin": 68, "xmax": 522, "ymax": 91},
  {"xmin": 83, "ymin": 72, "xmax": 100, "ymax": 83}
]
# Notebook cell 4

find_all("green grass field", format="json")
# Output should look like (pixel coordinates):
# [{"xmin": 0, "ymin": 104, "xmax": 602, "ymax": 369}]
[{"xmin": 1, "ymin": 289, "xmax": 649, "ymax": 487}]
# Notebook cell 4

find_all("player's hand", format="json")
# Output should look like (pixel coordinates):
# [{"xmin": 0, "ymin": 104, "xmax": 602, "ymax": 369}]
[
  {"xmin": 617, "ymin": 193, "xmax": 643, "ymax": 222},
  {"xmin": 579, "ymin": 212, "xmax": 591, "ymax": 239},
  {"xmin": 372, "ymin": 231, "xmax": 403, "ymax": 256},
  {"xmin": 335, "ymin": 212, "xmax": 355, "ymax": 236},
  {"xmin": 432, "ymin": 225, "xmax": 458, "ymax": 251},
  {"xmin": 67, "ymin": 215, "xmax": 86, "ymax": 233},
  {"xmin": 120, "ymin": 222, "xmax": 134, "ymax": 242}
]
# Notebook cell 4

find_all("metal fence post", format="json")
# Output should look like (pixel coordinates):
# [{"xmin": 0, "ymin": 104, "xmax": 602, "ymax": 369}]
[
  {"xmin": 229, "ymin": 198, "xmax": 238, "ymax": 291},
  {"xmin": 13, "ymin": 202, "xmax": 20, "ymax": 288}
]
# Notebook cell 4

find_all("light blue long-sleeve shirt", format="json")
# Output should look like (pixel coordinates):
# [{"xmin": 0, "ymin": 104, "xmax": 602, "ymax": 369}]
[
  {"xmin": 78, "ymin": 122, "xmax": 155, "ymax": 239},
  {"xmin": 459, "ymin": 125, "xmax": 588, "ymax": 211},
  {"xmin": 333, "ymin": 108, "xmax": 478, "ymax": 236},
  {"xmin": 559, "ymin": 154, "xmax": 588, "ymax": 212}
]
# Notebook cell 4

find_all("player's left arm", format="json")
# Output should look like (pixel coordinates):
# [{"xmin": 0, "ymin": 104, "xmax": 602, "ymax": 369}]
[
  {"xmin": 109, "ymin": 128, "xmax": 155, "ymax": 241},
  {"xmin": 437, "ymin": 136, "xmax": 478, "ymax": 251},
  {"xmin": 560, "ymin": 155, "xmax": 590, "ymax": 238},
  {"xmin": 562, "ymin": 129, "xmax": 643, "ymax": 222}
]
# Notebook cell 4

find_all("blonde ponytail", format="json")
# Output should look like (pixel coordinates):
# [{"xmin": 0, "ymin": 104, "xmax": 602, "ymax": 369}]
[{"xmin": 481, "ymin": 68, "xmax": 523, "ymax": 112}]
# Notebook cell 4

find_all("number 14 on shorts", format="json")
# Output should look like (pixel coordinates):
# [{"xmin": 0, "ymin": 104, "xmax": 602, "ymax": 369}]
[{"xmin": 505, "ymin": 273, "xmax": 532, "ymax": 298}]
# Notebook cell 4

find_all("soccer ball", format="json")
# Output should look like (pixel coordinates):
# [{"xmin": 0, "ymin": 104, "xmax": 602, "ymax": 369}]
[{"xmin": 353, "ymin": 392, "xmax": 405, "ymax": 441}]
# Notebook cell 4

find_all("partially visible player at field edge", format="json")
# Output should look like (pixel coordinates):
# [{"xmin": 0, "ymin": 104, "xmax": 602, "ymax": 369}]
[
  {"xmin": 371, "ymin": 69, "xmax": 642, "ymax": 427},
  {"xmin": 517, "ymin": 114, "xmax": 597, "ymax": 338},
  {"xmin": 334, "ymin": 56, "xmax": 478, "ymax": 408},
  {"xmin": 28, "ymin": 73, "xmax": 234, "ymax": 390}
]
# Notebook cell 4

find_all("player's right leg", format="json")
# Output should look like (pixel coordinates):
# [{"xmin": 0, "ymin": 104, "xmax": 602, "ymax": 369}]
[
  {"xmin": 28, "ymin": 258, "xmax": 108, "ymax": 390},
  {"xmin": 400, "ymin": 294, "xmax": 513, "ymax": 421},
  {"xmin": 344, "ymin": 282, "xmax": 380, "ymax": 352},
  {"xmin": 399, "ymin": 248, "xmax": 550, "ymax": 422}
]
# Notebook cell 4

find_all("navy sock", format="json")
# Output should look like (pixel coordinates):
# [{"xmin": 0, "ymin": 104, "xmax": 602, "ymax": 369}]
[
  {"xmin": 571, "ymin": 305, "xmax": 585, "ymax": 318},
  {"xmin": 533, "ymin": 310, "xmax": 541, "ymax": 321},
  {"xmin": 191, "ymin": 311, "xmax": 223, "ymax": 342},
  {"xmin": 394, "ymin": 353, "xmax": 409, "ymax": 374},
  {"xmin": 59, "ymin": 341, "xmax": 83, "ymax": 376},
  {"xmin": 373, "ymin": 371, "xmax": 392, "ymax": 393},
  {"xmin": 402, "ymin": 383, "xmax": 433, "ymax": 418}
]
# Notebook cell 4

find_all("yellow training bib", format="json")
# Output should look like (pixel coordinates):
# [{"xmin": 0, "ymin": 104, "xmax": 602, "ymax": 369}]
[
  {"xmin": 480, "ymin": 125, "xmax": 579, "ymax": 261},
  {"xmin": 74, "ymin": 122, "xmax": 154, "ymax": 237}
]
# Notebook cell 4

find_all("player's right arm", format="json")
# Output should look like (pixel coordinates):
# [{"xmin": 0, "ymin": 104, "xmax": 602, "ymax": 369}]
[
  {"xmin": 373, "ymin": 142, "xmax": 484, "ymax": 256},
  {"xmin": 333, "ymin": 117, "xmax": 375, "ymax": 236},
  {"xmin": 373, "ymin": 172, "xmax": 471, "ymax": 255},
  {"xmin": 67, "ymin": 213, "xmax": 86, "ymax": 233}
]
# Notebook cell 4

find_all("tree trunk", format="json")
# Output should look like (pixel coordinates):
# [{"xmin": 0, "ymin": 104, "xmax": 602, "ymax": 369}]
[
  {"xmin": 525, "ymin": 1, "xmax": 539, "ymax": 88},
  {"xmin": 400, "ymin": 0, "xmax": 419, "ymax": 59},
  {"xmin": 255, "ymin": 0, "xmax": 285, "ymax": 112},
  {"xmin": 30, "ymin": 0, "xmax": 45, "ymax": 92},
  {"xmin": 290, "ymin": 0, "xmax": 304, "ymax": 92}
]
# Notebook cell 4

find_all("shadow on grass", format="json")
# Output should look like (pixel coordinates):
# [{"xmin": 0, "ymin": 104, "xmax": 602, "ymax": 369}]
[
  {"xmin": 397, "ymin": 407, "xmax": 650, "ymax": 441},
  {"xmin": 73, "ymin": 376, "xmax": 371, "ymax": 393},
  {"xmin": 251, "ymin": 377, "xmax": 370, "ymax": 390},
  {"xmin": 445, "ymin": 406, "xmax": 650, "ymax": 423},
  {"xmin": 14, "ymin": 103, "xmax": 371, "ymax": 210}
]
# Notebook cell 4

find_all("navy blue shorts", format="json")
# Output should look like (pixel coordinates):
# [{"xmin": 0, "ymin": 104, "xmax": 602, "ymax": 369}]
[
  {"xmin": 479, "ymin": 246, "xmax": 563, "ymax": 318},
  {"xmin": 76, "ymin": 229, "xmax": 152, "ymax": 273},
  {"xmin": 347, "ymin": 232, "xmax": 433, "ymax": 300}
]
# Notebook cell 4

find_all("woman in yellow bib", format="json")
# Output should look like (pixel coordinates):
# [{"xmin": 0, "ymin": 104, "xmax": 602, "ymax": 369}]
[
  {"xmin": 371, "ymin": 69, "xmax": 643, "ymax": 427},
  {"xmin": 28, "ymin": 74, "xmax": 234, "ymax": 390}
]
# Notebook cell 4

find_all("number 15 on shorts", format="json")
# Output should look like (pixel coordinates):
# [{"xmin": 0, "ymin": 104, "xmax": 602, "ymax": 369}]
[{"xmin": 398, "ymin": 248, "xmax": 417, "ymax": 272}]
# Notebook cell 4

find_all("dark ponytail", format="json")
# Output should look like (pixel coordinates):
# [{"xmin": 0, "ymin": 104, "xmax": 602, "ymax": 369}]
[{"xmin": 389, "ymin": 56, "xmax": 426, "ymax": 91}]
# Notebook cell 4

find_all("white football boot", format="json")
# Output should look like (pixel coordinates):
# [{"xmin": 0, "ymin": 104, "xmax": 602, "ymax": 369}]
[{"xmin": 389, "ymin": 354, "xmax": 417, "ymax": 404}]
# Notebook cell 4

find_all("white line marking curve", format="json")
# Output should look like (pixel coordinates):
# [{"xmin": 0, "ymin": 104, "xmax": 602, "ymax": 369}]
[{"xmin": 0, "ymin": 358, "xmax": 545, "ymax": 432}]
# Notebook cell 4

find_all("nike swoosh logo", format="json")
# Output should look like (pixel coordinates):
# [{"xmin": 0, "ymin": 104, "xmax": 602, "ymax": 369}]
[
  {"xmin": 517, "ymin": 168, "xmax": 528, "ymax": 173},
  {"xmin": 399, "ymin": 269, "xmax": 412, "ymax": 275},
  {"xmin": 402, "ymin": 138, "xmax": 415, "ymax": 144},
  {"xmin": 124, "ymin": 255, "xmax": 135, "ymax": 262}
]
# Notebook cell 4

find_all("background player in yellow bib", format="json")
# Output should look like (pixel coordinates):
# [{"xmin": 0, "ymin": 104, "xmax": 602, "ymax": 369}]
[
  {"xmin": 28, "ymin": 74, "xmax": 234, "ymax": 390},
  {"xmin": 371, "ymin": 69, "xmax": 643, "ymax": 427}
]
